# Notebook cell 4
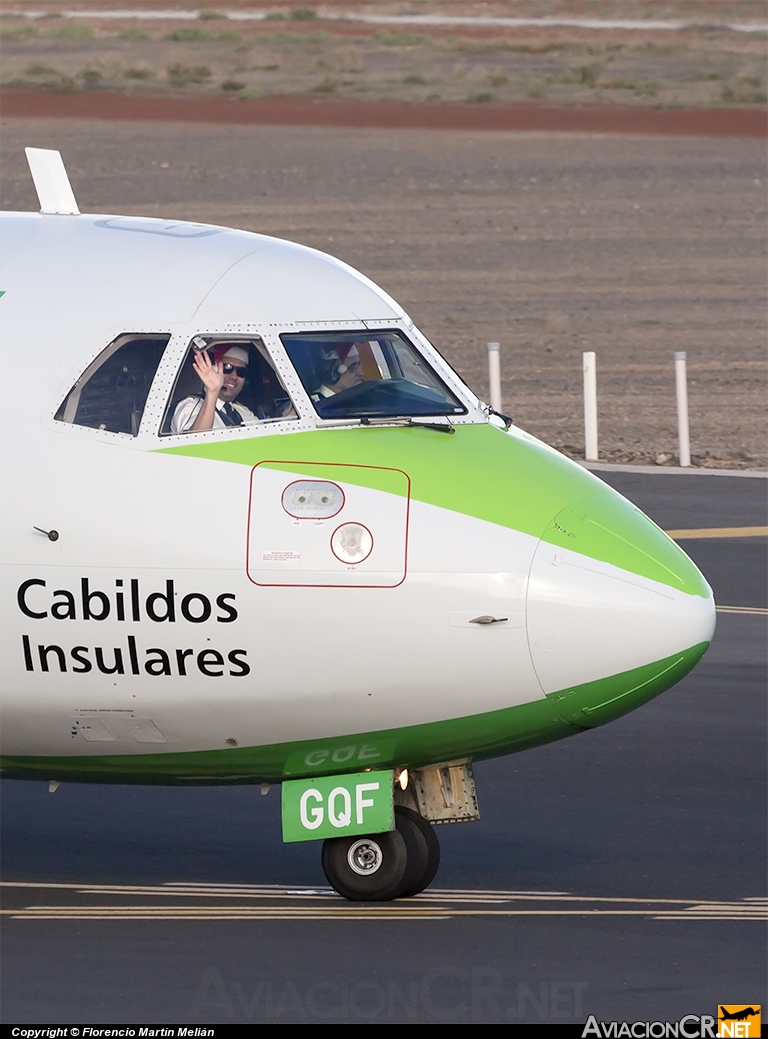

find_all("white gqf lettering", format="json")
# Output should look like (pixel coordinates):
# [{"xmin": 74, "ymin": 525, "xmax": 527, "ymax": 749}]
[
  {"xmin": 328, "ymin": 787, "xmax": 352, "ymax": 828},
  {"xmin": 355, "ymin": 782, "xmax": 379, "ymax": 824},
  {"xmin": 299, "ymin": 789, "xmax": 323, "ymax": 829}
]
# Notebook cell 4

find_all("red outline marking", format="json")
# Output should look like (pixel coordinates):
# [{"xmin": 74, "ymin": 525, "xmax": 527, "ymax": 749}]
[{"xmin": 246, "ymin": 459, "xmax": 410, "ymax": 589}]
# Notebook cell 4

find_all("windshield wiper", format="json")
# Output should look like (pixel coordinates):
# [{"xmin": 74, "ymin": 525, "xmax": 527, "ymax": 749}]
[
  {"xmin": 407, "ymin": 419, "xmax": 455, "ymax": 434},
  {"xmin": 359, "ymin": 416, "xmax": 455, "ymax": 434}
]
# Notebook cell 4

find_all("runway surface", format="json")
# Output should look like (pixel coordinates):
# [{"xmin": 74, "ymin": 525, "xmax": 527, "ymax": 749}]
[{"xmin": 1, "ymin": 471, "xmax": 765, "ymax": 1024}]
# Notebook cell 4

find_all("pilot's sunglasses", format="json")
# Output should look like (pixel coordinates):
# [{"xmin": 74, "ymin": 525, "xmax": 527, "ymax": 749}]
[{"xmin": 221, "ymin": 362, "xmax": 248, "ymax": 377}]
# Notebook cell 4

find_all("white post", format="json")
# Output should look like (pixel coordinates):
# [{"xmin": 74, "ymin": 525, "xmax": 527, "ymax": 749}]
[
  {"xmin": 583, "ymin": 351, "xmax": 598, "ymax": 461},
  {"xmin": 674, "ymin": 351, "xmax": 691, "ymax": 467},
  {"xmin": 487, "ymin": 342, "xmax": 502, "ymax": 412}
]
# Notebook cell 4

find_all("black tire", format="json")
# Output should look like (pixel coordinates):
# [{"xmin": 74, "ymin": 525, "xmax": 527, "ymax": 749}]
[
  {"xmin": 396, "ymin": 806, "xmax": 441, "ymax": 897},
  {"xmin": 321, "ymin": 827, "xmax": 408, "ymax": 902}
]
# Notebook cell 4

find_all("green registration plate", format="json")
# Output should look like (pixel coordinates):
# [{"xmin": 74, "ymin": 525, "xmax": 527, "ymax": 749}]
[{"xmin": 281, "ymin": 770, "xmax": 394, "ymax": 843}]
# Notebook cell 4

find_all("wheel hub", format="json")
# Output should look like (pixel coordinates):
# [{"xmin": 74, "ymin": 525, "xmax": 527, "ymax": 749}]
[{"xmin": 346, "ymin": 838, "xmax": 383, "ymax": 876}]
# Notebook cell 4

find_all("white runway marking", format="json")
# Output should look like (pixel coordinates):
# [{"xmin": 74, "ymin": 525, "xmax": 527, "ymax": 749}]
[
  {"xmin": 2, "ymin": 883, "xmax": 765, "ymax": 922},
  {"xmin": 12, "ymin": 10, "xmax": 768, "ymax": 33}
]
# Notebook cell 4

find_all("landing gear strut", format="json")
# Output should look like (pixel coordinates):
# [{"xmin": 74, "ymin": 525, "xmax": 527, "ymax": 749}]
[{"xmin": 322, "ymin": 806, "xmax": 440, "ymax": 901}]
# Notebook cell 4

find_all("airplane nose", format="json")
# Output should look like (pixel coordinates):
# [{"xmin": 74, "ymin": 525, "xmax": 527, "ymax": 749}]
[{"xmin": 526, "ymin": 490, "xmax": 715, "ymax": 729}]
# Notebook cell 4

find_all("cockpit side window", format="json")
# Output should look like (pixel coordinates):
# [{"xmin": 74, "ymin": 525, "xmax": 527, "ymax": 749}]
[
  {"xmin": 161, "ymin": 335, "xmax": 297, "ymax": 435},
  {"xmin": 281, "ymin": 330, "xmax": 467, "ymax": 420},
  {"xmin": 55, "ymin": 334, "xmax": 170, "ymax": 435}
]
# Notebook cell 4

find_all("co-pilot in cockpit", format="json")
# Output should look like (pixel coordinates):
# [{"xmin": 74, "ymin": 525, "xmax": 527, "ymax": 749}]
[
  {"xmin": 281, "ymin": 331, "xmax": 466, "ymax": 420},
  {"xmin": 311, "ymin": 343, "xmax": 365, "ymax": 401}
]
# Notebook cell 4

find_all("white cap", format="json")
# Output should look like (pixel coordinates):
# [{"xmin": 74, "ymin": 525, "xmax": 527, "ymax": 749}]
[
  {"xmin": 338, "ymin": 344, "xmax": 360, "ymax": 374},
  {"xmin": 219, "ymin": 345, "xmax": 249, "ymax": 366}
]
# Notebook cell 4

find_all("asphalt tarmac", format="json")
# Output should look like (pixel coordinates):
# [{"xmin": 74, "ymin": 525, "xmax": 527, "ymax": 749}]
[{"xmin": 1, "ymin": 470, "xmax": 765, "ymax": 1025}]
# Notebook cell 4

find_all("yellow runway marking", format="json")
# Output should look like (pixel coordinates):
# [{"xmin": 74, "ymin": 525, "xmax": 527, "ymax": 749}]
[
  {"xmin": 1, "ymin": 883, "xmax": 764, "ymax": 923},
  {"xmin": 666, "ymin": 526, "xmax": 768, "ymax": 539},
  {"xmin": 716, "ymin": 605, "xmax": 768, "ymax": 616},
  {"xmin": 4, "ymin": 908, "xmax": 766, "ymax": 921},
  {"xmin": 1, "ymin": 882, "xmax": 760, "ymax": 907}
]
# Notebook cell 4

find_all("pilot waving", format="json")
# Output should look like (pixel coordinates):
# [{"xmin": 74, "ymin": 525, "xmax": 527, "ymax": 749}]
[{"xmin": 171, "ymin": 343, "xmax": 258, "ymax": 433}]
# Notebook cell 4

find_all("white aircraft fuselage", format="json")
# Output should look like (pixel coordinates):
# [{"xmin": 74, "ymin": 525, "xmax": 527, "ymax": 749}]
[{"xmin": 0, "ymin": 197, "xmax": 715, "ymax": 790}]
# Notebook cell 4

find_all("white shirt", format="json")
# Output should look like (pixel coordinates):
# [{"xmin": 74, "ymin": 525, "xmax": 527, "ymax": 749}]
[{"xmin": 171, "ymin": 395, "xmax": 259, "ymax": 434}]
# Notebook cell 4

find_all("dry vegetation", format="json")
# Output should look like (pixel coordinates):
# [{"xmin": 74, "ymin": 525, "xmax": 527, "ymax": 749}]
[
  {"xmin": 2, "ymin": 2, "xmax": 765, "ymax": 469},
  {"xmin": 1, "ymin": 0, "xmax": 766, "ymax": 108}
]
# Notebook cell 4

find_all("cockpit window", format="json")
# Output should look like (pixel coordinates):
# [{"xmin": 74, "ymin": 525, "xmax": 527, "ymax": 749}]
[
  {"xmin": 55, "ymin": 334, "xmax": 169, "ymax": 435},
  {"xmin": 161, "ymin": 335, "xmax": 297, "ymax": 435},
  {"xmin": 281, "ymin": 330, "xmax": 466, "ymax": 420}
]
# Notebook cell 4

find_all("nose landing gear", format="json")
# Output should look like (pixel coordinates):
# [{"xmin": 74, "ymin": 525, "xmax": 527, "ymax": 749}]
[
  {"xmin": 320, "ymin": 762, "xmax": 477, "ymax": 901},
  {"xmin": 321, "ymin": 805, "xmax": 440, "ymax": 901}
]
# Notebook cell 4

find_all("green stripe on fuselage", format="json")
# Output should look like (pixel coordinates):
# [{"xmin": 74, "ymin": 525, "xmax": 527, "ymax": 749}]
[
  {"xmin": 162, "ymin": 423, "xmax": 588, "ymax": 536},
  {"xmin": 159, "ymin": 424, "xmax": 708, "ymax": 597},
  {"xmin": 0, "ymin": 642, "xmax": 708, "ymax": 785}
]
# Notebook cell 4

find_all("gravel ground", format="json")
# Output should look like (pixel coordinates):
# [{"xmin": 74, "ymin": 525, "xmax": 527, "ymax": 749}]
[{"xmin": 2, "ymin": 117, "xmax": 765, "ymax": 468}]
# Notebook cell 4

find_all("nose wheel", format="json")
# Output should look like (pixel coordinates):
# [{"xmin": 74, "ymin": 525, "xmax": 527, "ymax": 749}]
[{"xmin": 321, "ymin": 805, "xmax": 440, "ymax": 901}]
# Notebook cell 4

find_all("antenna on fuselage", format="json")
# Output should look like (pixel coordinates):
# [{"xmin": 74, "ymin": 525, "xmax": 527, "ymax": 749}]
[{"xmin": 25, "ymin": 147, "xmax": 80, "ymax": 215}]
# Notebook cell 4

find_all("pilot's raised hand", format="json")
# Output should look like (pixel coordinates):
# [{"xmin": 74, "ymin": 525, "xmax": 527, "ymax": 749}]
[
  {"xmin": 188, "ymin": 350, "xmax": 225, "ymax": 432},
  {"xmin": 193, "ymin": 350, "xmax": 224, "ymax": 397}
]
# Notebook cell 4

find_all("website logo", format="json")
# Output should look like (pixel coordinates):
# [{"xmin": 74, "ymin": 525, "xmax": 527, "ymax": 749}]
[{"xmin": 717, "ymin": 1006, "xmax": 761, "ymax": 1039}]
